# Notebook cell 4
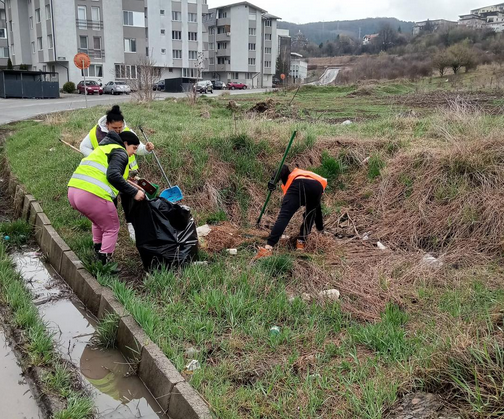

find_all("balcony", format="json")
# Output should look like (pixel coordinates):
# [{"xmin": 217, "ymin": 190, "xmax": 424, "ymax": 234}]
[
  {"xmin": 78, "ymin": 48, "xmax": 105, "ymax": 59},
  {"xmin": 216, "ymin": 33, "xmax": 230, "ymax": 42},
  {"xmin": 216, "ymin": 49, "xmax": 229, "ymax": 56},
  {"xmin": 76, "ymin": 19, "xmax": 103, "ymax": 30}
]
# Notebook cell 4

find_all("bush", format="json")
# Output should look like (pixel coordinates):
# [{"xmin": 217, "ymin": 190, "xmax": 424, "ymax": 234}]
[{"xmin": 62, "ymin": 82, "xmax": 76, "ymax": 94}]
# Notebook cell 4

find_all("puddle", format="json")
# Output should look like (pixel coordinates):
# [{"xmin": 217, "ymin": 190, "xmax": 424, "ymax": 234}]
[
  {"xmin": 0, "ymin": 328, "xmax": 42, "ymax": 419},
  {"xmin": 13, "ymin": 251, "xmax": 168, "ymax": 419}
]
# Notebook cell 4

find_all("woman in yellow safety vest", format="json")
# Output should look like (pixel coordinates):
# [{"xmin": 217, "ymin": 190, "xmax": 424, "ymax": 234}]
[
  {"xmin": 254, "ymin": 165, "xmax": 327, "ymax": 260},
  {"xmin": 68, "ymin": 130, "xmax": 146, "ymax": 267}
]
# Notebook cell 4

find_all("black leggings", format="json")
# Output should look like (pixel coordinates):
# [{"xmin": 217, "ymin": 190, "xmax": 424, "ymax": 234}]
[{"xmin": 267, "ymin": 179, "xmax": 324, "ymax": 246}]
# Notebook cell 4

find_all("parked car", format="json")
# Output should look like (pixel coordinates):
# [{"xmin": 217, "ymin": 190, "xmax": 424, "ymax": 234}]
[
  {"xmin": 194, "ymin": 80, "xmax": 213, "ymax": 94},
  {"xmin": 212, "ymin": 80, "xmax": 226, "ymax": 90},
  {"xmin": 227, "ymin": 81, "xmax": 247, "ymax": 90},
  {"xmin": 153, "ymin": 80, "xmax": 165, "ymax": 91},
  {"xmin": 77, "ymin": 80, "xmax": 103, "ymax": 95},
  {"xmin": 103, "ymin": 81, "xmax": 131, "ymax": 95}
]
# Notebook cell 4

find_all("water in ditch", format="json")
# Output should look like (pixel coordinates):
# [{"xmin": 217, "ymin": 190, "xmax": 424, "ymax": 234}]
[{"xmin": 13, "ymin": 251, "xmax": 169, "ymax": 419}]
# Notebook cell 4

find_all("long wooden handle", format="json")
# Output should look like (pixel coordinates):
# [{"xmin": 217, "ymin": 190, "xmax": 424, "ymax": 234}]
[{"xmin": 59, "ymin": 138, "xmax": 81, "ymax": 153}]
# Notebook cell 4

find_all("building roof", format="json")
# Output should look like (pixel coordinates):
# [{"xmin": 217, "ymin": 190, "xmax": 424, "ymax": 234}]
[
  {"xmin": 263, "ymin": 13, "xmax": 281, "ymax": 20},
  {"xmin": 291, "ymin": 52, "xmax": 303, "ymax": 58},
  {"xmin": 415, "ymin": 19, "xmax": 457, "ymax": 25},
  {"xmin": 212, "ymin": 1, "xmax": 267, "ymax": 13}
]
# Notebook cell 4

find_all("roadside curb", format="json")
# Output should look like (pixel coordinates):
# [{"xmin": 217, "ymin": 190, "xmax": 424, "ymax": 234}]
[{"xmin": 3, "ymin": 164, "xmax": 212, "ymax": 419}]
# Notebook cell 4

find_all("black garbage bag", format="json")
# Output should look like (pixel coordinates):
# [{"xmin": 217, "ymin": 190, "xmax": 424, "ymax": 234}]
[{"xmin": 127, "ymin": 197, "xmax": 198, "ymax": 271}]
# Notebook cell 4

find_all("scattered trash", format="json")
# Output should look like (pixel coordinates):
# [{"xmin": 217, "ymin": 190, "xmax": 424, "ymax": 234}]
[
  {"xmin": 341, "ymin": 120, "xmax": 353, "ymax": 125},
  {"xmin": 3, "ymin": 236, "xmax": 10, "ymax": 241},
  {"xmin": 269, "ymin": 326, "xmax": 281, "ymax": 336},
  {"xmin": 318, "ymin": 289, "xmax": 340, "ymax": 301},
  {"xmin": 421, "ymin": 253, "xmax": 443, "ymax": 268},
  {"xmin": 288, "ymin": 295, "xmax": 296, "ymax": 303},
  {"xmin": 376, "ymin": 241, "xmax": 387, "ymax": 250},
  {"xmin": 362, "ymin": 231, "xmax": 371, "ymax": 241},
  {"xmin": 301, "ymin": 293, "xmax": 312, "ymax": 302},
  {"xmin": 308, "ymin": 373, "xmax": 322, "ymax": 379},
  {"xmin": 127, "ymin": 223, "xmax": 136, "ymax": 243},
  {"xmin": 49, "ymin": 147, "xmax": 55, "ymax": 152},
  {"xmin": 361, "ymin": 156, "xmax": 370, "ymax": 165},
  {"xmin": 185, "ymin": 347, "xmax": 199, "ymax": 358},
  {"xmin": 226, "ymin": 248, "xmax": 238, "ymax": 255},
  {"xmin": 185, "ymin": 360, "xmax": 201, "ymax": 372},
  {"xmin": 196, "ymin": 224, "xmax": 212, "ymax": 237},
  {"xmin": 193, "ymin": 261, "xmax": 208, "ymax": 266},
  {"xmin": 281, "ymin": 234, "xmax": 290, "ymax": 240}
]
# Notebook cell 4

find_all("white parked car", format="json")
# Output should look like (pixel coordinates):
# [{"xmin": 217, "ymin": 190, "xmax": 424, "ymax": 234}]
[{"xmin": 103, "ymin": 81, "xmax": 131, "ymax": 95}]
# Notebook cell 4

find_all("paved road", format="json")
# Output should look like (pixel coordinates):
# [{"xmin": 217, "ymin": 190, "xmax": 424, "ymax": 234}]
[{"xmin": 0, "ymin": 88, "xmax": 272, "ymax": 125}]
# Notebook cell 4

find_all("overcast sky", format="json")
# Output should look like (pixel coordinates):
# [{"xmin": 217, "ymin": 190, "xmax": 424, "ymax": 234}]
[{"xmin": 210, "ymin": 1, "xmax": 491, "ymax": 24}]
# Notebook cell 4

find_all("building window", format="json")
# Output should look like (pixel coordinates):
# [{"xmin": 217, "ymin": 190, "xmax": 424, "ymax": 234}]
[
  {"xmin": 0, "ymin": 47, "xmax": 8, "ymax": 58},
  {"xmin": 249, "ymin": 28, "xmax": 256, "ymax": 35},
  {"xmin": 161, "ymin": 48, "xmax": 166, "ymax": 54},
  {"xmin": 217, "ymin": 42, "xmax": 227, "ymax": 49},
  {"xmin": 172, "ymin": 31, "xmax": 181, "ymax": 40},
  {"xmin": 35, "ymin": 8, "xmax": 40, "ymax": 23},
  {"xmin": 31, "ymin": 42, "xmax": 35, "ymax": 53},
  {"xmin": 265, "ymin": 33, "xmax": 272, "ymax": 41},
  {"xmin": 79, "ymin": 36, "xmax": 88, "ymax": 49},
  {"xmin": 93, "ymin": 36, "xmax": 101, "ymax": 50},
  {"xmin": 217, "ymin": 26, "xmax": 226, "ymax": 34},
  {"xmin": 217, "ymin": 57, "xmax": 225, "ymax": 64},
  {"xmin": 77, "ymin": 6, "xmax": 87, "ymax": 28},
  {"xmin": 265, "ymin": 47, "xmax": 271, "ymax": 54},
  {"xmin": 37, "ymin": 37, "xmax": 43, "ymax": 50},
  {"xmin": 83, "ymin": 64, "xmax": 103, "ymax": 78},
  {"xmin": 45, "ymin": 4, "xmax": 51, "ymax": 19},
  {"xmin": 188, "ymin": 32, "xmax": 197, "ymax": 41},
  {"xmin": 47, "ymin": 34, "xmax": 53, "ymax": 48},
  {"xmin": 248, "ymin": 58, "xmax": 255, "ymax": 65},
  {"xmin": 209, "ymin": 57, "xmax": 214, "ymax": 65},
  {"xmin": 160, "ymin": 9, "xmax": 165, "ymax": 15},
  {"xmin": 91, "ymin": 7, "xmax": 100, "ymax": 22},
  {"xmin": 188, "ymin": 13, "xmax": 197, "ymax": 22},
  {"xmin": 209, "ymin": 27, "xmax": 215, "ymax": 34},
  {"xmin": 173, "ymin": 49, "xmax": 182, "ymax": 58},
  {"xmin": 218, "ymin": 11, "xmax": 227, "ymax": 18},
  {"xmin": 265, "ymin": 61, "xmax": 271, "ymax": 68},
  {"xmin": 233, "ymin": 72, "xmax": 239, "ymax": 79},
  {"xmin": 115, "ymin": 64, "xmax": 138, "ymax": 79},
  {"xmin": 123, "ymin": 11, "xmax": 133, "ymax": 25},
  {"xmin": 161, "ymin": 29, "xmax": 165, "ymax": 35},
  {"xmin": 248, "ymin": 43, "xmax": 255, "ymax": 51},
  {"xmin": 189, "ymin": 50, "xmax": 197, "ymax": 60},
  {"xmin": 124, "ymin": 38, "xmax": 136, "ymax": 53},
  {"xmin": 182, "ymin": 68, "xmax": 198, "ymax": 77},
  {"xmin": 209, "ymin": 43, "xmax": 214, "ymax": 50},
  {"xmin": 172, "ymin": 11, "xmax": 181, "ymax": 21},
  {"xmin": 29, "ymin": 17, "xmax": 33, "ymax": 29},
  {"xmin": 264, "ymin": 20, "xmax": 272, "ymax": 27},
  {"xmin": 249, "ymin": 9, "xmax": 256, "ymax": 20},
  {"xmin": 0, "ymin": 29, "xmax": 6, "ymax": 39}
]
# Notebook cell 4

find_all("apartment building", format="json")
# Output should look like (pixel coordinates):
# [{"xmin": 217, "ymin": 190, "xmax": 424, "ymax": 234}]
[
  {"xmin": 203, "ymin": 1, "xmax": 279, "ymax": 88},
  {"xmin": 459, "ymin": 3, "xmax": 504, "ymax": 32},
  {"xmin": 413, "ymin": 19, "xmax": 457, "ymax": 36},
  {"xmin": 0, "ymin": 1, "xmax": 9, "ymax": 67},
  {"xmin": 4, "ymin": 0, "xmax": 208, "ymax": 87},
  {"xmin": 290, "ymin": 52, "xmax": 307, "ymax": 82}
]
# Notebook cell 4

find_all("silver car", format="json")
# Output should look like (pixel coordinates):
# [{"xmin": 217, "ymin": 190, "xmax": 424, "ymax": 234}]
[{"xmin": 103, "ymin": 81, "xmax": 131, "ymax": 95}]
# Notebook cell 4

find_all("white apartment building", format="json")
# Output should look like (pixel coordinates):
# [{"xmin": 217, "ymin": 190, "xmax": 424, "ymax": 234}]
[
  {"xmin": 0, "ymin": 1, "xmax": 9, "ymax": 67},
  {"xmin": 459, "ymin": 3, "xmax": 504, "ymax": 32},
  {"xmin": 3, "ymin": 0, "xmax": 208, "ymax": 87},
  {"xmin": 203, "ymin": 1, "xmax": 279, "ymax": 88},
  {"xmin": 290, "ymin": 52, "xmax": 307, "ymax": 82}
]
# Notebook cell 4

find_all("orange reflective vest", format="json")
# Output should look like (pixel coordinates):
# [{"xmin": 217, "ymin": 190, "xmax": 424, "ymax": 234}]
[{"xmin": 281, "ymin": 168, "xmax": 328, "ymax": 195}]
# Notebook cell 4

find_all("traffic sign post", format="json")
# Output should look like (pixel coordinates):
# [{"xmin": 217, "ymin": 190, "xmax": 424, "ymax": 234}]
[{"xmin": 73, "ymin": 53, "xmax": 91, "ymax": 108}]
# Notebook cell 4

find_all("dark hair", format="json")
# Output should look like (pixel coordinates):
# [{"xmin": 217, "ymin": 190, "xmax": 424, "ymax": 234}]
[
  {"xmin": 119, "ymin": 131, "xmax": 140, "ymax": 145},
  {"xmin": 106, "ymin": 105, "xmax": 124, "ymax": 124},
  {"xmin": 279, "ymin": 164, "xmax": 291, "ymax": 185}
]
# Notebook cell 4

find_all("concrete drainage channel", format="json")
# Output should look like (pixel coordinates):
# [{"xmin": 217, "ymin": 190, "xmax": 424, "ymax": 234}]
[{"xmin": 3, "ymin": 166, "xmax": 212, "ymax": 419}]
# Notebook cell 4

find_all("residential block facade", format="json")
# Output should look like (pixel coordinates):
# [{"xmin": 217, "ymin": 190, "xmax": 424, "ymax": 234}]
[
  {"xmin": 0, "ymin": 1, "xmax": 8, "ymax": 67},
  {"xmin": 3, "ymin": 0, "xmax": 208, "ymax": 86},
  {"xmin": 459, "ymin": 3, "xmax": 504, "ymax": 32},
  {"xmin": 203, "ymin": 1, "xmax": 279, "ymax": 88}
]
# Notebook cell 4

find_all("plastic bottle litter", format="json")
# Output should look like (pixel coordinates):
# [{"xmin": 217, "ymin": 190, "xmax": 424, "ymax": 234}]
[
  {"xmin": 226, "ymin": 248, "xmax": 238, "ymax": 255},
  {"xmin": 269, "ymin": 326, "xmax": 281, "ymax": 336},
  {"xmin": 341, "ymin": 120, "xmax": 353, "ymax": 125},
  {"xmin": 185, "ymin": 360, "xmax": 201, "ymax": 371},
  {"xmin": 376, "ymin": 241, "xmax": 387, "ymax": 250},
  {"xmin": 421, "ymin": 253, "xmax": 443, "ymax": 268},
  {"xmin": 193, "ymin": 261, "xmax": 208, "ymax": 266},
  {"xmin": 318, "ymin": 289, "xmax": 340, "ymax": 300},
  {"xmin": 3, "ymin": 236, "xmax": 10, "ymax": 241}
]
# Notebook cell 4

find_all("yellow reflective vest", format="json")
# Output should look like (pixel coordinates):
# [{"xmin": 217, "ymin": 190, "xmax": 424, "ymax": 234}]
[
  {"xmin": 68, "ymin": 144, "xmax": 129, "ymax": 202},
  {"xmin": 88, "ymin": 125, "xmax": 138, "ymax": 174}
]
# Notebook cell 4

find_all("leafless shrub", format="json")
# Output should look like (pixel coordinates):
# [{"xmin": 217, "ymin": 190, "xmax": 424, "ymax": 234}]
[{"xmin": 126, "ymin": 56, "xmax": 161, "ymax": 103}]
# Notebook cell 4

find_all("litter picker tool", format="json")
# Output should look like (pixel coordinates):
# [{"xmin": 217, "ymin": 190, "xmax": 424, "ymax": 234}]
[
  {"xmin": 256, "ymin": 130, "xmax": 297, "ymax": 227},
  {"xmin": 138, "ymin": 126, "xmax": 184, "ymax": 203}
]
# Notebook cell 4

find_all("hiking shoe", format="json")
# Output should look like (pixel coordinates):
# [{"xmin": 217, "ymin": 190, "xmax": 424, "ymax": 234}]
[
  {"xmin": 93, "ymin": 243, "xmax": 102, "ymax": 258},
  {"xmin": 97, "ymin": 252, "xmax": 121, "ymax": 274},
  {"xmin": 253, "ymin": 247, "xmax": 272, "ymax": 261},
  {"xmin": 296, "ymin": 239, "xmax": 306, "ymax": 251}
]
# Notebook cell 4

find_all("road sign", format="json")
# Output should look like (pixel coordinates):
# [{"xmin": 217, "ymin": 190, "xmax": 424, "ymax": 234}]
[
  {"xmin": 280, "ymin": 73, "xmax": 286, "ymax": 80},
  {"xmin": 73, "ymin": 53, "xmax": 90, "ymax": 70}
]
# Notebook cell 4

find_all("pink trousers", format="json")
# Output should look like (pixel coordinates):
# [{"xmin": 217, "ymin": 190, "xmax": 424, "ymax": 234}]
[{"xmin": 68, "ymin": 187, "xmax": 120, "ymax": 253}]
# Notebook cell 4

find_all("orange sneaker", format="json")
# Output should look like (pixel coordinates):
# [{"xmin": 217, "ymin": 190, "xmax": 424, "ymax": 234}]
[
  {"xmin": 253, "ymin": 247, "xmax": 272, "ymax": 261},
  {"xmin": 296, "ymin": 239, "xmax": 306, "ymax": 250}
]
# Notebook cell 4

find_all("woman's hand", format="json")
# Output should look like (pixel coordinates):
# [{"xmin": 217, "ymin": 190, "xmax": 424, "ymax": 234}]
[
  {"xmin": 145, "ymin": 142, "xmax": 155, "ymax": 152},
  {"xmin": 134, "ymin": 190, "xmax": 146, "ymax": 201}
]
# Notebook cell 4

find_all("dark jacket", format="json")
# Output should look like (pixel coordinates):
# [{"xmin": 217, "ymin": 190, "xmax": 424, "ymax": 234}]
[{"xmin": 99, "ymin": 132, "xmax": 138, "ymax": 197}]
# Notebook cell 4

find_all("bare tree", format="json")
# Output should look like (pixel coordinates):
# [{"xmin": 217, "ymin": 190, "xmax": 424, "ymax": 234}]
[
  {"xmin": 126, "ymin": 55, "xmax": 161, "ymax": 102},
  {"xmin": 186, "ymin": 52, "xmax": 205, "ymax": 105}
]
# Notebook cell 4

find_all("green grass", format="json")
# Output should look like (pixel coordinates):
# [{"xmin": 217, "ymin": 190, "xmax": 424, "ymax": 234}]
[
  {"xmin": 0, "ymin": 232, "xmax": 94, "ymax": 418},
  {"xmin": 95, "ymin": 313, "xmax": 120, "ymax": 349},
  {"xmin": 0, "ymin": 219, "xmax": 32, "ymax": 246}
]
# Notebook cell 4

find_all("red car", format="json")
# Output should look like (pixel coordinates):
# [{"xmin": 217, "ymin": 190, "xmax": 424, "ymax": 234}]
[
  {"xmin": 77, "ymin": 80, "xmax": 103, "ymax": 95},
  {"xmin": 227, "ymin": 81, "xmax": 248, "ymax": 90}
]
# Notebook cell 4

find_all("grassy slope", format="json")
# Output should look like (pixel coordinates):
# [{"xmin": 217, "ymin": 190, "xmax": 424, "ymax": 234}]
[{"xmin": 5, "ymin": 67, "xmax": 504, "ymax": 418}]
